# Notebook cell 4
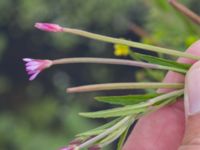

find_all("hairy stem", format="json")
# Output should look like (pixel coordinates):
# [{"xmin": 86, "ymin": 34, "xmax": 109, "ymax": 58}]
[
  {"xmin": 53, "ymin": 57, "xmax": 161, "ymax": 68},
  {"xmin": 52, "ymin": 57, "xmax": 185, "ymax": 73},
  {"xmin": 62, "ymin": 27, "xmax": 200, "ymax": 60},
  {"xmin": 66, "ymin": 82, "xmax": 184, "ymax": 93}
]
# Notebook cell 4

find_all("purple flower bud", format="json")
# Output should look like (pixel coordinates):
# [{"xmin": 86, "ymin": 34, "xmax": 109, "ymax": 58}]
[{"xmin": 35, "ymin": 22, "xmax": 63, "ymax": 32}]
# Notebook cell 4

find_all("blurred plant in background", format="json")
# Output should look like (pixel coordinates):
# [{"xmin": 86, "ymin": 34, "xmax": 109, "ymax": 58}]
[
  {"xmin": 0, "ymin": 0, "xmax": 199, "ymax": 150},
  {"xmin": 131, "ymin": 0, "xmax": 200, "ymax": 83}
]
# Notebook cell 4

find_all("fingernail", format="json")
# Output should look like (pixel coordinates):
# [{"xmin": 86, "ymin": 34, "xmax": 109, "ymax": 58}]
[{"xmin": 185, "ymin": 61, "xmax": 200, "ymax": 116}]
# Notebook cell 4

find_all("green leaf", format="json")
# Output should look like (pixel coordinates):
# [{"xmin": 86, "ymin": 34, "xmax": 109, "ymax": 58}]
[
  {"xmin": 76, "ymin": 118, "xmax": 121, "ymax": 137},
  {"xmin": 99, "ymin": 126, "xmax": 127, "ymax": 145},
  {"xmin": 95, "ymin": 93, "xmax": 160, "ymax": 105},
  {"xmin": 130, "ymin": 52, "xmax": 191, "ymax": 72},
  {"xmin": 77, "ymin": 129, "xmax": 105, "ymax": 137},
  {"xmin": 79, "ymin": 106, "xmax": 146, "ymax": 118},
  {"xmin": 117, "ymin": 126, "xmax": 129, "ymax": 150}
]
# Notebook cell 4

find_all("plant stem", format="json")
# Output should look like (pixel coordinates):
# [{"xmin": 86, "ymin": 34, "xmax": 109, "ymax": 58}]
[
  {"xmin": 53, "ymin": 57, "xmax": 161, "ymax": 68},
  {"xmin": 169, "ymin": 0, "xmax": 200, "ymax": 25},
  {"xmin": 78, "ymin": 116, "xmax": 132, "ymax": 149},
  {"xmin": 66, "ymin": 82, "xmax": 184, "ymax": 93},
  {"xmin": 147, "ymin": 89, "xmax": 184, "ymax": 105},
  {"xmin": 52, "ymin": 57, "xmax": 185, "ymax": 73},
  {"xmin": 62, "ymin": 27, "xmax": 200, "ymax": 60}
]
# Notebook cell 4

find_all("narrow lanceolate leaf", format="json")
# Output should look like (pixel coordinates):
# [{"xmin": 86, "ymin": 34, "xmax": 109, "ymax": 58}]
[
  {"xmin": 77, "ymin": 129, "xmax": 105, "ymax": 138},
  {"xmin": 77, "ymin": 118, "xmax": 122, "ymax": 137},
  {"xmin": 100, "ymin": 117, "xmax": 134, "ymax": 148},
  {"xmin": 99, "ymin": 126, "xmax": 127, "ymax": 145},
  {"xmin": 95, "ymin": 93, "xmax": 160, "ymax": 105},
  {"xmin": 117, "ymin": 126, "xmax": 130, "ymax": 150},
  {"xmin": 79, "ymin": 106, "xmax": 146, "ymax": 118},
  {"xmin": 130, "ymin": 52, "xmax": 191, "ymax": 72}
]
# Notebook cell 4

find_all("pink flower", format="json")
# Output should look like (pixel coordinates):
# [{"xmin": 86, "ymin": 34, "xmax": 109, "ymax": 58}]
[
  {"xmin": 35, "ymin": 22, "xmax": 63, "ymax": 32},
  {"xmin": 23, "ymin": 58, "xmax": 53, "ymax": 80},
  {"xmin": 59, "ymin": 145, "xmax": 78, "ymax": 150}
]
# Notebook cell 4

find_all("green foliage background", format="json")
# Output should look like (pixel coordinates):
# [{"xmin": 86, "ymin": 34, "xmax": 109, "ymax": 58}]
[{"xmin": 0, "ymin": 0, "xmax": 199, "ymax": 149}]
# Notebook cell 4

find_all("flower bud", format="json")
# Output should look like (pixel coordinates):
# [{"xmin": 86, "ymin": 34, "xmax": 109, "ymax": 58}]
[{"xmin": 35, "ymin": 22, "xmax": 63, "ymax": 32}]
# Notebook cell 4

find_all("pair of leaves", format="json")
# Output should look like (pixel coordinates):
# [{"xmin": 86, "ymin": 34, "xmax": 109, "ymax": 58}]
[
  {"xmin": 79, "ymin": 93, "xmax": 160, "ymax": 118},
  {"xmin": 80, "ymin": 90, "xmax": 184, "ymax": 118}
]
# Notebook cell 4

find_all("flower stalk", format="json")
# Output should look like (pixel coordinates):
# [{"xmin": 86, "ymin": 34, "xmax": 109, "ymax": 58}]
[
  {"xmin": 52, "ymin": 57, "xmax": 186, "ymax": 73},
  {"xmin": 66, "ymin": 82, "xmax": 184, "ymax": 93},
  {"xmin": 35, "ymin": 22, "xmax": 200, "ymax": 60},
  {"xmin": 61, "ymin": 27, "xmax": 200, "ymax": 60},
  {"xmin": 23, "ymin": 57, "xmax": 188, "ymax": 81},
  {"xmin": 52, "ymin": 57, "xmax": 160, "ymax": 68}
]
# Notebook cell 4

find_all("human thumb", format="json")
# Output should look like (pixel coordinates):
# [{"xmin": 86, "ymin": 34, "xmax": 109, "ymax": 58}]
[{"xmin": 179, "ymin": 61, "xmax": 200, "ymax": 150}]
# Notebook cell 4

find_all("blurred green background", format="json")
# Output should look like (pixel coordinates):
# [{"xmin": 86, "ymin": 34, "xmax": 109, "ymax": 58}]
[{"xmin": 0, "ymin": 0, "xmax": 199, "ymax": 150}]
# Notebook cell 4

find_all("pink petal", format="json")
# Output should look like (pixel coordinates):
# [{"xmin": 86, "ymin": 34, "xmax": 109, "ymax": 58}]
[
  {"xmin": 23, "ymin": 58, "xmax": 33, "ymax": 62},
  {"xmin": 27, "ymin": 70, "xmax": 37, "ymax": 75},
  {"xmin": 29, "ymin": 71, "xmax": 40, "ymax": 81},
  {"xmin": 26, "ymin": 65, "xmax": 39, "ymax": 71},
  {"xmin": 26, "ymin": 61, "xmax": 40, "ymax": 66}
]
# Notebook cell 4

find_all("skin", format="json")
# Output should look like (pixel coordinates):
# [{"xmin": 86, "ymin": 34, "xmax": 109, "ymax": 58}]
[{"xmin": 123, "ymin": 40, "xmax": 200, "ymax": 150}]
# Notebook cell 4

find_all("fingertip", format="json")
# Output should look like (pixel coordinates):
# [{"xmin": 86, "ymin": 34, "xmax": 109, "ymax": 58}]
[
  {"xmin": 160, "ymin": 39, "xmax": 200, "ymax": 91},
  {"xmin": 178, "ymin": 39, "xmax": 200, "ymax": 64},
  {"xmin": 185, "ymin": 60, "xmax": 200, "ymax": 116},
  {"xmin": 187, "ymin": 40, "xmax": 200, "ymax": 54}
]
